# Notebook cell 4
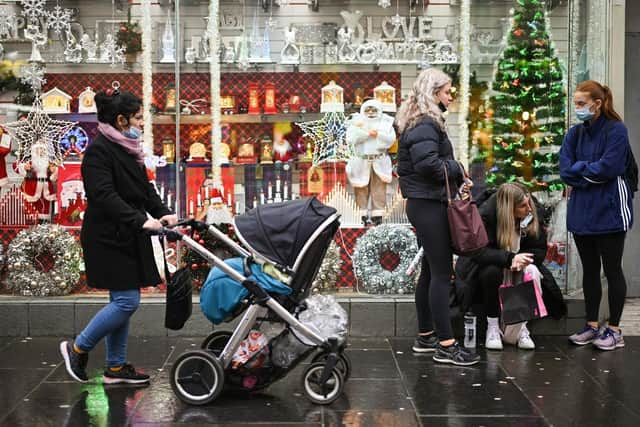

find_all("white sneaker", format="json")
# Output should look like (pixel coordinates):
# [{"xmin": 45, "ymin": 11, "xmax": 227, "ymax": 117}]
[
  {"xmin": 485, "ymin": 325, "xmax": 503, "ymax": 350},
  {"xmin": 517, "ymin": 325, "xmax": 535, "ymax": 350}
]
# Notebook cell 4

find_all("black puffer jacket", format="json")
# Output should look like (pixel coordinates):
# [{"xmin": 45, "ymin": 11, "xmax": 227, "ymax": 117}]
[
  {"xmin": 454, "ymin": 191, "xmax": 567, "ymax": 319},
  {"xmin": 397, "ymin": 116, "xmax": 464, "ymax": 201}
]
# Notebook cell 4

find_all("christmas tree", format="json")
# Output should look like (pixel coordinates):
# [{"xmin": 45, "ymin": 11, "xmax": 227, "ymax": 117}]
[
  {"xmin": 486, "ymin": 0, "xmax": 565, "ymax": 192},
  {"xmin": 181, "ymin": 223, "xmax": 237, "ymax": 291}
]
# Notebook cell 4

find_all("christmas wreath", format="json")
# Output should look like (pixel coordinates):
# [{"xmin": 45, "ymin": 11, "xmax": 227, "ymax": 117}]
[
  {"xmin": 6, "ymin": 224, "xmax": 82, "ymax": 296},
  {"xmin": 352, "ymin": 224, "xmax": 418, "ymax": 295}
]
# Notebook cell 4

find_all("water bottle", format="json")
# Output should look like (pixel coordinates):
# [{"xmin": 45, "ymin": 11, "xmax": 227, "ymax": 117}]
[{"xmin": 464, "ymin": 312, "xmax": 477, "ymax": 348}]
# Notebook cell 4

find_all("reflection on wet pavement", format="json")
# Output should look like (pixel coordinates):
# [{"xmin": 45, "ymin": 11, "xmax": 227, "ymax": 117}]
[{"xmin": 0, "ymin": 336, "xmax": 639, "ymax": 426}]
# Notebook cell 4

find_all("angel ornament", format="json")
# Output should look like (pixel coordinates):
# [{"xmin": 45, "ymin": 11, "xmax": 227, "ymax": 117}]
[{"xmin": 280, "ymin": 26, "xmax": 299, "ymax": 64}]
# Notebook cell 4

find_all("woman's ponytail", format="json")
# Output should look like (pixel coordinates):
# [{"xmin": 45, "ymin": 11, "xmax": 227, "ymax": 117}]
[{"xmin": 601, "ymin": 85, "xmax": 623, "ymax": 121}]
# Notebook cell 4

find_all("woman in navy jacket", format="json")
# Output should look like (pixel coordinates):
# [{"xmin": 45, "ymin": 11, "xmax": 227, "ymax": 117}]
[
  {"xmin": 396, "ymin": 68, "xmax": 479, "ymax": 366},
  {"xmin": 559, "ymin": 80, "xmax": 633, "ymax": 351}
]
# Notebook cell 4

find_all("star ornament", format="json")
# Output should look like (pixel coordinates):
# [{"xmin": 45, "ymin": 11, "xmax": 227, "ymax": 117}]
[
  {"xmin": 3, "ymin": 96, "xmax": 77, "ymax": 165},
  {"xmin": 296, "ymin": 111, "xmax": 352, "ymax": 167}
]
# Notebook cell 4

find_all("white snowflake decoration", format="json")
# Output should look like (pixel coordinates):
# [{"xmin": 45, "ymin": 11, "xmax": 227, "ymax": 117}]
[
  {"xmin": 20, "ymin": 0, "xmax": 46, "ymax": 24},
  {"xmin": 297, "ymin": 112, "xmax": 352, "ymax": 167},
  {"xmin": 46, "ymin": 5, "xmax": 71, "ymax": 35},
  {"xmin": 0, "ymin": 9, "xmax": 17, "ymax": 39},
  {"xmin": 3, "ymin": 95, "xmax": 76, "ymax": 165},
  {"xmin": 20, "ymin": 63, "xmax": 46, "ymax": 92}
]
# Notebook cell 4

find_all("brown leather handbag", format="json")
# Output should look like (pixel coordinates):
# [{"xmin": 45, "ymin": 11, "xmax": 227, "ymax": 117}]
[{"xmin": 443, "ymin": 164, "xmax": 488, "ymax": 255}]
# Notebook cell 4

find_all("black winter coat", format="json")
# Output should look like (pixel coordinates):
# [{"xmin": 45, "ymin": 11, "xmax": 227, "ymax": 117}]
[
  {"xmin": 454, "ymin": 192, "xmax": 567, "ymax": 319},
  {"xmin": 397, "ymin": 116, "xmax": 464, "ymax": 201},
  {"xmin": 80, "ymin": 134, "xmax": 171, "ymax": 290}
]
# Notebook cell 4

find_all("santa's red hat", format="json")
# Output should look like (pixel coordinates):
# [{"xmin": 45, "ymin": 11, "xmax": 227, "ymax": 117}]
[{"xmin": 210, "ymin": 188, "xmax": 223, "ymax": 204}]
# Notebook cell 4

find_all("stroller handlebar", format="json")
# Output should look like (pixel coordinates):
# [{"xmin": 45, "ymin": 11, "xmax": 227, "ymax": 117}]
[{"xmin": 144, "ymin": 227, "xmax": 184, "ymax": 242}]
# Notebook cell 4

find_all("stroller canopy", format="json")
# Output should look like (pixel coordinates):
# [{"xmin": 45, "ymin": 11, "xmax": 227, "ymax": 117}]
[{"xmin": 234, "ymin": 197, "xmax": 337, "ymax": 270}]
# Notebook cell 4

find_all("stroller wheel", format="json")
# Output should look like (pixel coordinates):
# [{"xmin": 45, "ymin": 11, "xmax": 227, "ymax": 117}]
[
  {"xmin": 201, "ymin": 331, "xmax": 232, "ymax": 355},
  {"xmin": 301, "ymin": 362, "xmax": 344, "ymax": 405},
  {"xmin": 311, "ymin": 351, "xmax": 352, "ymax": 382},
  {"xmin": 171, "ymin": 350, "xmax": 224, "ymax": 405}
]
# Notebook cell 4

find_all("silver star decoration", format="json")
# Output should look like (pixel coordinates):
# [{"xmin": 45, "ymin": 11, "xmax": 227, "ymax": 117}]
[
  {"xmin": 20, "ymin": 62, "xmax": 46, "ymax": 91},
  {"xmin": 20, "ymin": 0, "xmax": 46, "ymax": 24},
  {"xmin": 297, "ymin": 112, "xmax": 352, "ymax": 167},
  {"xmin": 46, "ymin": 5, "xmax": 72, "ymax": 35},
  {"xmin": 3, "ymin": 95, "xmax": 76, "ymax": 165}
]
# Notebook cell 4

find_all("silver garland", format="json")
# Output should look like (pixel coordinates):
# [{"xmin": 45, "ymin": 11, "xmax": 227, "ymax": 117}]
[
  {"xmin": 6, "ymin": 224, "xmax": 82, "ymax": 296},
  {"xmin": 311, "ymin": 241, "xmax": 341, "ymax": 293},
  {"xmin": 352, "ymin": 224, "xmax": 418, "ymax": 295}
]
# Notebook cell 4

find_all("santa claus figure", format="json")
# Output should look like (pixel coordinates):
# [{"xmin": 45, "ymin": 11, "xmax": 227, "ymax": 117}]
[
  {"xmin": 14, "ymin": 141, "xmax": 58, "ymax": 221},
  {"xmin": 206, "ymin": 188, "xmax": 233, "ymax": 225},
  {"xmin": 345, "ymin": 99, "xmax": 396, "ymax": 225},
  {"xmin": 272, "ymin": 122, "xmax": 295, "ymax": 163},
  {"xmin": 0, "ymin": 131, "xmax": 10, "ymax": 187}
]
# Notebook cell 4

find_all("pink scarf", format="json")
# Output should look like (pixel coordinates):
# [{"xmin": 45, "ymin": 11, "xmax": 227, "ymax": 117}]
[{"xmin": 97, "ymin": 122, "xmax": 145, "ymax": 165}]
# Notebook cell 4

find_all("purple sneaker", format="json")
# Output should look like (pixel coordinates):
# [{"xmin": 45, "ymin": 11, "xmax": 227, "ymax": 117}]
[
  {"xmin": 568, "ymin": 325, "xmax": 599, "ymax": 345},
  {"xmin": 593, "ymin": 328, "xmax": 625, "ymax": 351}
]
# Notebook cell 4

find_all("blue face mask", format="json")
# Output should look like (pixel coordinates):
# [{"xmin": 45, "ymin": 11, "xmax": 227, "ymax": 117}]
[
  {"xmin": 575, "ymin": 106, "xmax": 595, "ymax": 122},
  {"xmin": 123, "ymin": 126, "xmax": 142, "ymax": 139}
]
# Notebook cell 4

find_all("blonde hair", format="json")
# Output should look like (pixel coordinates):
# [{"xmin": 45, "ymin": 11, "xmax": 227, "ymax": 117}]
[
  {"xmin": 496, "ymin": 183, "xmax": 539, "ymax": 251},
  {"xmin": 395, "ymin": 68, "xmax": 451, "ymax": 134}
]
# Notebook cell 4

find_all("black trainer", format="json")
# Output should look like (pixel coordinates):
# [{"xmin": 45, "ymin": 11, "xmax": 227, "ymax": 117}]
[
  {"xmin": 432, "ymin": 342, "xmax": 480, "ymax": 366},
  {"xmin": 103, "ymin": 364, "xmax": 150, "ymax": 385},
  {"xmin": 412, "ymin": 334, "xmax": 439, "ymax": 353},
  {"xmin": 59, "ymin": 340, "xmax": 89, "ymax": 383}
]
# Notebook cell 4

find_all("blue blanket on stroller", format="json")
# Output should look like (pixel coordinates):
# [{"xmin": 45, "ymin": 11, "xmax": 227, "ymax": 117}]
[{"xmin": 200, "ymin": 258, "xmax": 292, "ymax": 324}]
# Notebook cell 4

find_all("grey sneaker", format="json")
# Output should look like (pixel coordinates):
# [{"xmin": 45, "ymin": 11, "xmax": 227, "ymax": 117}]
[
  {"xmin": 593, "ymin": 328, "xmax": 624, "ymax": 351},
  {"xmin": 412, "ymin": 334, "xmax": 438, "ymax": 353},
  {"xmin": 568, "ymin": 325, "xmax": 599, "ymax": 345}
]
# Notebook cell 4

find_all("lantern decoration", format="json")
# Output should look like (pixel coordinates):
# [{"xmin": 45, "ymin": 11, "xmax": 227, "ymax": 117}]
[
  {"xmin": 373, "ymin": 81, "xmax": 396, "ymax": 112},
  {"xmin": 220, "ymin": 95, "xmax": 236, "ymax": 114},
  {"xmin": 260, "ymin": 134, "xmax": 274, "ymax": 164},
  {"xmin": 248, "ymin": 82, "xmax": 260, "ymax": 114},
  {"xmin": 42, "ymin": 87, "xmax": 72, "ymax": 113},
  {"xmin": 164, "ymin": 84, "xmax": 177, "ymax": 112},
  {"xmin": 236, "ymin": 137, "xmax": 257, "ymax": 164},
  {"xmin": 162, "ymin": 137, "xmax": 175, "ymax": 163},
  {"xmin": 187, "ymin": 142, "xmax": 208, "ymax": 162},
  {"xmin": 264, "ymin": 82, "xmax": 277, "ymax": 114},
  {"xmin": 320, "ymin": 80, "xmax": 344, "ymax": 113},
  {"xmin": 288, "ymin": 94, "xmax": 301, "ymax": 113},
  {"xmin": 77, "ymin": 87, "xmax": 97, "ymax": 114},
  {"xmin": 353, "ymin": 85, "xmax": 365, "ymax": 109}
]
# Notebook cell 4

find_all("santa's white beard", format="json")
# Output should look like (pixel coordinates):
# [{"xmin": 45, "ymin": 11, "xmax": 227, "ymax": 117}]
[
  {"xmin": 207, "ymin": 205, "xmax": 233, "ymax": 225},
  {"xmin": 273, "ymin": 140, "xmax": 292, "ymax": 156},
  {"xmin": 31, "ymin": 154, "xmax": 50, "ymax": 178}
]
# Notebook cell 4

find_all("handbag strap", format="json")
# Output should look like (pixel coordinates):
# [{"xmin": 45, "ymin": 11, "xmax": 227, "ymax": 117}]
[
  {"xmin": 443, "ymin": 161, "xmax": 469, "ymax": 204},
  {"xmin": 159, "ymin": 236, "xmax": 171, "ymax": 282}
]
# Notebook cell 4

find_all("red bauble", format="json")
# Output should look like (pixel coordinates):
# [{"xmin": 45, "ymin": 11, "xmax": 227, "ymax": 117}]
[
  {"xmin": 512, "ymin": 78, "xmax": 520, "ymax": 87},
  {"xmin": 191, "ymin": 263, "xmax": 199, "ymax": 270},
  {"xmin": 513, "ymin": 29, "xmax": 523, "ymax": 36},
  {"xmin": 199, "ymin": 239, "xmax": 205, "ymax": 245}
]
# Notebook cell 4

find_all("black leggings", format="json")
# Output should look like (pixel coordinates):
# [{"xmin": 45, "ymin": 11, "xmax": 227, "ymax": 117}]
[
  {"xmin": 573, "ymin": 232, "xmax": 627, "ymax": 326},
  {"xmin": 406, "ymin": 198, "xmax": 454, "ymax": 341},
  {"xmin": 477, "ymin": 264, "xmax": 503, "ymax": 318}
]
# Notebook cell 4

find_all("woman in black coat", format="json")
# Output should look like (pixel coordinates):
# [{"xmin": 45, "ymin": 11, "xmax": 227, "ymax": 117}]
[
  {"xmin": 455, "ymin": 183, "xmax": 566, "ymax": 351},
  {"xmin": 59, "ymin": 87, "xmax": 176, "ymax": 384},
  {"xmin": 396, "ymin": 68, "xmax": 479, "ymax": 366}
]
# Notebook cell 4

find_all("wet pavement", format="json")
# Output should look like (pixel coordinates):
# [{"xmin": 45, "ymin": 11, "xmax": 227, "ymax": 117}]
[{"xmin": 0, "ymin": 336, "xmax": 639, "ymax": 426}]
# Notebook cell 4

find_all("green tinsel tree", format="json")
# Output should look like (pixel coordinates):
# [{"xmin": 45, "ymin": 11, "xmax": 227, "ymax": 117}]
[
  {"xmin": 486, "ymin": 0, "xmax": 565, "ymax": 192},
  {"xmin": 181, "ymin": 223, "xmax": 237, "ymax": 291}
]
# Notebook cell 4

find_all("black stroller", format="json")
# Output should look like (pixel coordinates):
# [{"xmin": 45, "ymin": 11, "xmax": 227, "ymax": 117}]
[{"xmin": 154, "ymin": 198, "xmax": 350, "ymax": 406}]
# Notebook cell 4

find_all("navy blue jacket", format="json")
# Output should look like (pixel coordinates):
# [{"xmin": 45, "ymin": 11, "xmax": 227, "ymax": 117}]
[{"xmin": 559, "ymin": 116, "xmax": 633, "ymax": 235}]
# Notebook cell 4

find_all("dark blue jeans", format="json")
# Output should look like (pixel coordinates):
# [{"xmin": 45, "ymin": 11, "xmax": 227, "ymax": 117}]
[{"xmin": 75, "ymin": 289, "xmax": 141, "ymax": 368}]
